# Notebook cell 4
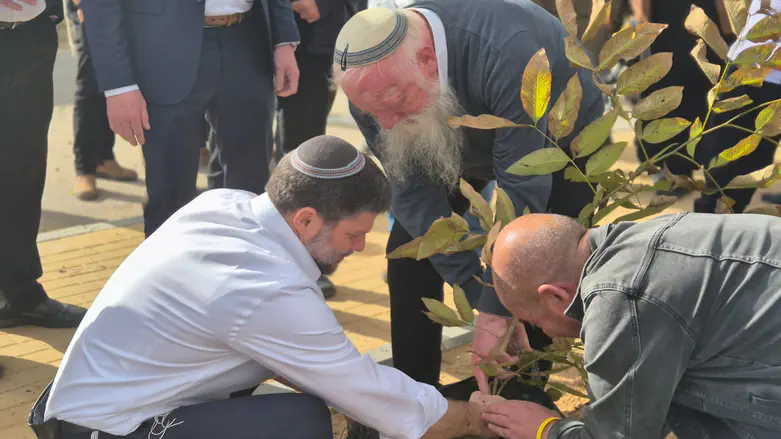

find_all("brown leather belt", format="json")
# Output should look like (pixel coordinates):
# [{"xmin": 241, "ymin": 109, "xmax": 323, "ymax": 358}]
[{"xmin": 204, "ymin": 12, "xmax": 246, "ymax": 28}]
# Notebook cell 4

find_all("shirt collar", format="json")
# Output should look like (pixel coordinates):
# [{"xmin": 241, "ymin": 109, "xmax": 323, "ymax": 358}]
[
  {"xmin": 411, "ymin": 8, "xmax": 448, "ymax": 86},
  {"xmin": 249, "ymin": 193, "xmax": 321, "ymax": 282}
]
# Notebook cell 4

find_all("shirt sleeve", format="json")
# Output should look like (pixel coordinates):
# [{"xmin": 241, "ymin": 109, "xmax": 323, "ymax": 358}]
[
  {"xmin": 223, "ymin": 283, "xmax": 448, "ymax": 439},
  {"xmin": 549, "ymin": 289, "xmax": 695, "ymax": 439}
]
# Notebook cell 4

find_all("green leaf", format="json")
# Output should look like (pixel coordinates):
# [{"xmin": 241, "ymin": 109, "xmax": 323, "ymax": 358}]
[
  {"xmin": 578, "ymin": 200, "xmax": 596, "ymax": 227},
  {"xmin": 555, "ymin": 0, "xmax": 578, "ymax": 38},
  {"xmin": 726, "ymin": 163, "xmax": 781, "ymax": 189},
  {"xmin": 460, "ymin": 179, "xmax": 494, "ymax": 232},
  {"xmin": 479, "ymin": 363, "xmax": 499, "ymax": 377},
  {"xmin": 448, "ymin": 114, "xmax": 520, "ymax": 130},
  {"xmin": 687, "ymin": 117, "xmax": 704, "ymax": 157},
  {"xmin": 522, "ymin": 205, "xmax": 531, "ymax": 215},
  {"xmin": 733, "ymin": 42, "xmax": 777, "ymax": 66},
  {"xmin": 417, "ymin": 214, "xmax": 471, "ymax": 259},
  {"xmin": 571, "ymin": 109, "xmax": 619, "ymax": 157},
  {"xmin": 423, "ymin": 311, "xmax": 466, "ymax": 327},
  {"xmin": 722, "ymin": 0, "xmax": 749, "ymax": 36},
  {"xmin": 548, "ymin": 74, "xmax": 583, "ymax": 141},
  {"xmin": 565, "ymin": 36, "xmax": 594, "ymax": 70},
  {"xmin": 691, "ymin": 39, "xmax": 721, "ymax": 84},
  {"xmin": 684, "ymin": 5, "xmax": 729, "ymax": 60},
  {"xmin": 581, "ymin": 0, "xmax": 612, "ymax": 43},
  {"xmin": 614, "ymin": 199, "xmax": 677, "ymax": 222},
  {"xmin": 715, "ymin": 195, "xmax": 736, "ymax": 214},
  {"xmin": 720, "ymin": 67, "xmax": 772, "ymax": 92},
  {"xmin": 598, "ymin": 23, "xmax": 668, "ymax": 71},
  {"xmin": 508, "ymin": 148, "xmax": 571, "ymax": 176},
  {"xmin": 546, "ymin": 381, "xmax": 589, "ymax": 399},
  {"xmin": 713, "ymin": 94, "xmax": 753, "ymax": 113},
  {"xmin": 592, "ymin": 194, "xmax": 634, "ymax": 225},
  {"xmin": 662, "ymin": 165, "xmax": 707, "ymax": 191},
  {"xmin": 745, "ymin": 13, "xmax": 781, "ymax": 42},
  {"xmin": 422, "ymin": 298, "xmax": 464, "ymax": 326},
  {"xmin": 564, "ymin": 165, "xmax": 587, "ymax": 182},
  {"xmin": 452, "ymin": 284, "xmax": 475, "ymax": 323},
  {"xmin": 641, "ymin": 118, "xmax": 692, "ymax": 144},
  {"xmin": 545, "ymin": 387, "xmax": 564, "ymax": 402},
  {"xmin": 494, "ymin": 189, "xmax": 516, "ymax": 227},
  {"xmin": 632, "ymin": 86, "xmax": 683, "ymax": 120},
  {"xmin": 387, "ymin": 236, "xmax": 424, "ymax": 259},
  {"xmin": 708, "ymin": 134, "xmax": 762, "ymax": 169},
  {"xmin": 586, "ymin": 142, "xmax": 627, "ymax": 175},
  {"xmin": 482, "ymin": 222, "xmax": 503, "ymax": 267},
  {"xmin": 616, "ymin": 52, "xmax": 674, "ymax": 96},
  {"xmin": 441, "ymin": 234, "xmax": 489, "ymax": 255},
  {"xmin": 521, "ymin": 48, "xmax": 553, "ymax": 124},
  {"xmin": 755, "ymin": 102, "xmax": 781, "ymax": 132}
]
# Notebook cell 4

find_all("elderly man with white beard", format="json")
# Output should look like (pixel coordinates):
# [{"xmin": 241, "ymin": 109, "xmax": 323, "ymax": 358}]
[{"xmin": 333, "ymin": 0, "xmax": 605, "ymax": 425}]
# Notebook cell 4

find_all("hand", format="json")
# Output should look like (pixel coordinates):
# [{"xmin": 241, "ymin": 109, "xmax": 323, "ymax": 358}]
[
  {"xmin": 469, "ymin": 391, "xmax": 506, "ymax": 410},
  {"xmin": 274, "ymin": 44, "xmax": 300, "ymax": 97},
  {"xmin": 482, "ymin": 400, "xmax": 560, "ymax": 439},
  {"xmin": 106, "ymin": 89, "xmax": 150, "ymax": 146},
  {"xmin": 292, "ymin": 0, "xmax": 320, "ymax": 23},
  {"xmin": 473, "ymin": 312, "xmax": 531, "ymax": 393},
  {"xmin": 1, "ymin": 0, "xmax": 36, "ymax": 11}
]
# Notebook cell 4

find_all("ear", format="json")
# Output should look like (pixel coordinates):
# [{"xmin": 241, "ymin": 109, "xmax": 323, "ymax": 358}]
[
  {"xmin": 537, "ymin": 284, "xmax": 575, "ymax": 311},
  {"xmin": 416, "ymin": 45, "xmax": 439, "ymax": 80},
  {"xmin": 291, "ymin": 207, "xmax": 324, "ymax": 242}
]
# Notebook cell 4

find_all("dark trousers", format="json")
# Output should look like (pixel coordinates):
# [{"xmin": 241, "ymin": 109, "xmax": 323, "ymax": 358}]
[
  {"xmin": 69, "ymin": 16, "xmax": 115, "ymax": 175},
  {"xmin": 0, "ymin": 16, "xmax": 57, "ymax": 312},
  {"xmin": 639, "ymin": 0, "xmax": 728, "ymax": 175},
  {"xmin": 386, "ymin": 174, "xmax": 593, "ymax": 386},
  {"xmin": 275, "ymin": 49, "xmax": 337, "ymax": 155},
  {"xmin": 141, "ymin": 21, "xmax": 274, "ymax": 236},
  {"xmin": 693, "ymin": 78, "xmax": 781, "ymax": 213}
]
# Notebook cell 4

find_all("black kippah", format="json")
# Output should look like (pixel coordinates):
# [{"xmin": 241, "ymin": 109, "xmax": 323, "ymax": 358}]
[{"xmin": 290, "ymin": 135, "xmax": 366, "ymax": 179}]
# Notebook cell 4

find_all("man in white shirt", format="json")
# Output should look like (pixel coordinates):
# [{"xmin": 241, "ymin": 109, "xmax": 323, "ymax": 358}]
[{"xmin": 28, "ymin": 135, "xmax": 492, "ymax": 439}]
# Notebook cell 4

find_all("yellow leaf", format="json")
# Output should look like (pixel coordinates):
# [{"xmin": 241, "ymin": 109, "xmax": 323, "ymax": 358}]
[
  {"xmin": 417, "ymin": 214, "xmax": 470, "ymax": 259},
  {"xmin": 745, "ymin": 13, "xmax": 781, "ymax": 42},
  {"xmin": 632, "ymin": 86, "xmax": 683, "ymax": 120},
  {"xmin": 521, "ymin": 48, "xmax": 553, "ymax": 124},
  {"xmin": 571, "ymin": 109, "xmax": 619, "ymax": 157},
  {"xmin": 691, "ymin": 39, "xmax": 721, "ymax": 84},
  {"xmin": 459, "ymin": 179, "xmax": 494, "ymax": 232},
  {"xmin": 713, "ymin": 94, "xmax": 753, "ymax": 113},
  {"xmin": 733, "ymin": 42, "xmax": 777, "ymax": 66},
  {"xmin": 565, "ymin": 36, "xmax": 594, "ymax": 70},
  {"xmin": 452, "ymin": 284, "xmax": 475, "ymax": 323},
  {"xmin": 726, "ymin": 163, "xmax": 781, "ymax": 189},
  {"xmin": 482, "ymin": 222, "xmax": 503, "ymax": 267},
  {"xmin": 708, "ymin": 134, "xmax": 762, "ymax": 169},
  {"xmin": 687, "ymin": 117, "xmax": 704, "ymax": 157},
  {"xmin": 641, "ymin": 118, "xmax": 692, "ymax": 144},
  {"xmin": 582, "ymin": 0, "xmax": 612, "ymax": 43},
  {"xmin": 586, "ymin": 142, "xmax": 627, "ymax": 175},
  {"xmin": 613, "ymin": 199, "xmax": 676, "ymax": 222},
  {"xmin": 441, "ymin": 234, "xmax": 488, "ymax": 255},
  {"xmin": 387, "ymin": 236, "xmax": 424, "ymax": 259},
  {"xmin": 720, "ymin": 67, "xmax": 772, "ymax": 92},
  {"xmin": 555, "ymin": 0, "xmax": 578, "ymax": 38},
  {"xmin": 448, "ymin": 114, "xmax": 520, "ymax": 129},
  {"xmin": 493, "ymin": 188, "xmax": 516, "ymax": 226},
  {"xmin": 548, "ymin": 74, "xmax": 583, "ymax": 141},
  {"xmin": 715, "ymin": 196, "xmax": 736, "ymax": 214},
  {"xmin": 615, "ymin": 52, "xmax": 673, "ymax": 95},
  {"xmin": 598, "ymin": 23, "xmax": 668, "ymax": 71},
  {"xmin": 755, "ymin": 102, "xmax": 781, "ymax": 131},
  {"xmin": 508, "ymin": 148, "xmax": 571, "ymax": 176},
  {"xmin": 685, "ymin": 5, "xmax": 730, "ymax": 60},
  {"xmin": 721, "ymin": 0, "xmax": 749, "ymax": 35}
]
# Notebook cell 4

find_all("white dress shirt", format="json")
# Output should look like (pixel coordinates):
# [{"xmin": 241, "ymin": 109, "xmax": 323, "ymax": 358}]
[
  {"xmin": 727, "ymin": 0, "xmax": 781, "ymax": 84},
  {"xmin": 411, "ymin": 8, "xmax": 448, "ymax": 87},
  {"xmin": 205, "ymin": 0, "xmax": 252, "ymax": 16},
  {"xmin": 44, "ymin": 190, "xmax": 448, "ymax": 439}
]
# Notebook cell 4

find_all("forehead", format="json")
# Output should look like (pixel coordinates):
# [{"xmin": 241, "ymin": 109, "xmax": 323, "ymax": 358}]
[{"xmin": 333, "ymin": 212, "xmax": 377, "ymax": 233}]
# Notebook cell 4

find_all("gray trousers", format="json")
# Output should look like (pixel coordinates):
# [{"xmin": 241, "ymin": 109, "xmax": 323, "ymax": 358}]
[{"xmin": 141, "ymin": 20, "xmax": 275, "ymax": 236}]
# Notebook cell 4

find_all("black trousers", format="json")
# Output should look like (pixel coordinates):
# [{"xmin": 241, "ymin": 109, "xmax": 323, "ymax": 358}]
[
  {"xmin": 386, "ymin": 173, "xmax": 593, "ymax": 386},
  {"xmin": 693, "ymin": 77, "xmax": 781, "ymax": 213},
  {"xmin": 639, "ymin": 0, "xmax": 729, "ymax": 175},
  {"xmin": 141, "ymin": 22, "xmax": 274, "ymax": 236},
  {"xmin": 275, "ymin": 49, "xmax": 337, "ymax": 155},
  {"xmin": 68, "ymin": 14, "xmax": 116, "ymax": 176},
  {"xmin": 0, "ymin": 16, "xmax": 57, "ymax": 312}
]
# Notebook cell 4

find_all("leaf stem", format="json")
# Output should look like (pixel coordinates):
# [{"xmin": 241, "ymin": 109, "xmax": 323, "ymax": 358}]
[
  {"xmin": 529, "ymin": 125, "xmax": 599, "ymax": 196},
  {"xmin": 673, "ymin": 152, "xmax": 733, "ymax": 213},
  {"xmin": 725, "ymin": 123, "xmax": 778, "ymax": 143},
  {"xmin": 702, "ymin": 60, "xmax": 732, "ymax": 130}
]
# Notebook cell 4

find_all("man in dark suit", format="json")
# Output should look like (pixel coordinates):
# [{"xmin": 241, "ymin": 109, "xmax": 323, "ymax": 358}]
[
  {"xmin": 80, "ymin": 0, "xmax": 302, "ymax": 237},
  {"xmin": 0, "ymin": 0, "xmax": 89, "ymax": 328}
]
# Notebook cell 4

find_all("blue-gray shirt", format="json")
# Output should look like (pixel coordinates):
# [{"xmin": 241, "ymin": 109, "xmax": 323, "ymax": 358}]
[
  {"xmin": 350, "ymin": 0, "xmax": 603, "ymax": 315},
  {"xmin": 551, "ymin": 213, "xmax": 781, "ymax": 438}
]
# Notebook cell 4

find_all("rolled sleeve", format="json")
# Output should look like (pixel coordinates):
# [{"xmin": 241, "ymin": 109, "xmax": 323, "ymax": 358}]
[
  {"xmin": 550, "ymin": 289, "xmax": 694, "ymax": 439},
  {"xmin": 224, "ymin": 285, "xmax": 447, "ymax": 439}
]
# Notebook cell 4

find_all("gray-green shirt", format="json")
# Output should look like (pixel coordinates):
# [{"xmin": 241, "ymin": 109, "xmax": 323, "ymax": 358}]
[{"xmin": 552, "ymin": 213, "xmax": 781, "ymax": 438}]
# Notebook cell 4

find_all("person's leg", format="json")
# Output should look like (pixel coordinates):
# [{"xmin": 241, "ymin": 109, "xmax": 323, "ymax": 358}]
[
  {"xmin": 0, "ymin": 16, "xmax": 86, "ymax": 328},
  {"xmin": 209, "ymin": 21, "xmax": 274, "ymax": 195}
]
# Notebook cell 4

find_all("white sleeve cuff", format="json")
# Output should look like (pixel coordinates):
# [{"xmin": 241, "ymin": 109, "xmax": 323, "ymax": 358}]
[
  {"xmin": 275, "ymin": 42, "xmax": 300, "ymax": 50},
  {"xmin": 105, "ymin": 85, "xmax": 140, "ymax": 97}
]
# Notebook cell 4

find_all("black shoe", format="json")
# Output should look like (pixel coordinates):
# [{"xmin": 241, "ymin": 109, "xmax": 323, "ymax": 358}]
[
  {"xmin": 761, "ymin": 192, "xmax": 781, "ymax": 204},
  {"xmin": 317, "ymin": 276, "xmax": 337, "ymax": 299},
  {"xmin": 0, "ymin": 298, "xmax": 87, "ymax": 329},
  {"xmin": 341, "ymin": 421, "xmax": 379, "ymax": 439}
]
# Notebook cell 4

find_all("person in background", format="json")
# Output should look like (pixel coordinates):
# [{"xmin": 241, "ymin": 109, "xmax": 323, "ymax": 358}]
[
  {"xmin": 65, "ymin": 0, "xmax": 138, "ymax": 201},
  {"xmin": 273, "ymin": 0, "xmax": 368, "ymax": 298},
  {"xmin": 0, "ymin": 0, "xmax": 88, "ymax": 328}
]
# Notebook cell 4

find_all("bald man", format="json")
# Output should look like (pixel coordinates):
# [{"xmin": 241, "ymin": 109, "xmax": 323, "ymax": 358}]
[{"xmin": 484, "ymin": 212, "xmax": 781, "ymax": 439}]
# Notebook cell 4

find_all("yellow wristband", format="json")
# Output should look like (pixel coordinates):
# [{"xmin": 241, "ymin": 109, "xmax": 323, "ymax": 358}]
[{"xmin": 536, "ymin": 417, "xmax": 561, "ymax": 439}]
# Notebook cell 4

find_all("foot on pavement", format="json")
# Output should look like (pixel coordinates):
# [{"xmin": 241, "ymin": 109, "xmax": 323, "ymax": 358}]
[
  {"xmin": 0, "ymin": 298, "xmax": 87, "ymax": 329},
  {"xmin": 317, "ymin": 276, "xmax": 337, "ymax": 299},
  {"xmin": 96, "ymin": 159, "xmax": 138, "ymax": 182},
  {"xmin": 74, "ymin": 174, "xmax": 99, "ymax": 201}
]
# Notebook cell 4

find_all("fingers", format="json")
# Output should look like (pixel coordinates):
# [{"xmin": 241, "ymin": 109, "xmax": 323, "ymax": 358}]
[
  {"xmin": 1, "ymin": 0, "xmax": 23, "ymax": 11},
  {"xmin": 130, "ymin": 121, "xmax": 146, "ymax": 145},
  {"xmin": 141, "ymin": 103, "xmax": 151, "ymax": 130},
  {"xmin": 117, "ymin": 121, "xmax": 138, "ymax": 147},
  {"xmin": 276, "ymin": 65, "xmax": 299, "ymax": 97},
  {"xmin": 513, "ymin": 321, "xmax": 532, "ymax": 352},
  {"xmin": 475, "ymin": 364, "xmax": 490, "ymax": 393},
  {"xmin": 487, "ymin": 422, "xmax": 514, "ymax": 439}
]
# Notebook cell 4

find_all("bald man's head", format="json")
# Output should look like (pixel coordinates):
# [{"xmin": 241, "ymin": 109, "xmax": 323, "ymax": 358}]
[{"xmin": 492, "ymin": 214, "xmax": 589, "ymax": 337}]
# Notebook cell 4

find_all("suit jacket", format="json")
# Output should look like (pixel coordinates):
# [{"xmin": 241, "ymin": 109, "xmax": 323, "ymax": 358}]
[
  {"xmin": 295, "ymin": 0, "xmax": 364, "ymax": 56},
  {"xmin": 350, "ymin": 0, "xmax": 604, "ymax": 314},
  {"xmin": 80, "ymin": 0, "xmax": 300, "ymax": 105}
]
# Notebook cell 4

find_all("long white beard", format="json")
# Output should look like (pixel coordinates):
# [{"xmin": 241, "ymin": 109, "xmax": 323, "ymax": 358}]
[{"xmin": 378, "ymin": 85, "xmax": 465, "ymax": 188}]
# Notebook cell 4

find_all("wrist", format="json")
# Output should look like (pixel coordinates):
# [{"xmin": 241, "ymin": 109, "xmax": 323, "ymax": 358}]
[
  {"xmin": 465, "ymin": 401, "xmax": 484, "ymax": 436},
  {"xmin": 538, "ymin": 417, "xmax": 560, "ymax": 439}
]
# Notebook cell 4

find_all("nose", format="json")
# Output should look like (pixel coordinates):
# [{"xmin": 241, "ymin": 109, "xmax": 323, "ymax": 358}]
[{"xmin": 353, "ymin": 236, "xmax": 366, "ymax": 252}]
